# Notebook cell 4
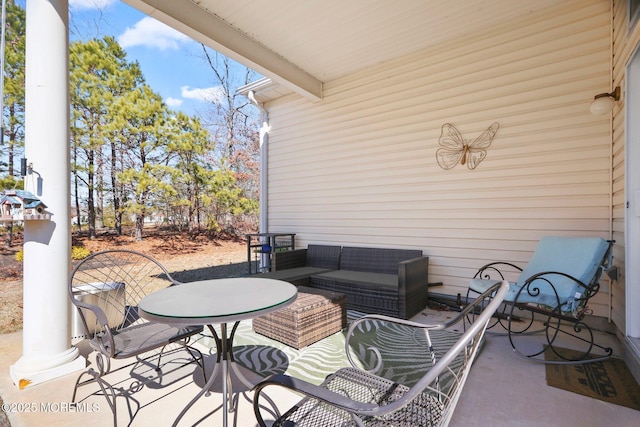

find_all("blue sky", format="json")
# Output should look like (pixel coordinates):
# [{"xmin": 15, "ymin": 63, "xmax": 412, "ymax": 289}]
[{"xmin": 67, "ymin": 0, "xmax": 258, "ymax": 117}]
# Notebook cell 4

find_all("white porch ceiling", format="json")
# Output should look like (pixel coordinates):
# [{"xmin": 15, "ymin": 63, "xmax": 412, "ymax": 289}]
[{"xmin": 124, "ymin": 0, "xmax": 562, "ymax": 101}]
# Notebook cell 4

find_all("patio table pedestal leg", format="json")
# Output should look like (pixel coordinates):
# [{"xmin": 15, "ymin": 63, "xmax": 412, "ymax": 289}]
[
  {"xmin": 172, "ymin": 322, "xmax": 256, "ymax": 427},
  {"xmin": 172, "ymin": 324, "xmax": 222, "ymax": 427},
  {"xmin": 221, "ymin": 323, "xmax": 229, "ymax": 426}
]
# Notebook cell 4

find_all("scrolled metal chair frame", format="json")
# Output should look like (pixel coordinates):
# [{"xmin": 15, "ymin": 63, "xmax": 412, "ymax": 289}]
[
  {"xmin": 68, "ymin": 249, "xmax": 206, "ymax": 425},
  {"xmin": 468, "ymin": 241, "xmax": 614, "ymax": 364}
]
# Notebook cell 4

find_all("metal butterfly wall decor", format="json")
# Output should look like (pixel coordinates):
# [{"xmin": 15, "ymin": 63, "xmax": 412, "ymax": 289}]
[{"xmin": 436, "ymin": 122, "xmax": 499, "ymax": 170}]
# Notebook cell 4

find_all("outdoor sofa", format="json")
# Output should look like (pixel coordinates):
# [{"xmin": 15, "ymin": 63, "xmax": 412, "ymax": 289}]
[{"xmin": 256, "ymin": 244, "xmax": 429, "ymax": 319}]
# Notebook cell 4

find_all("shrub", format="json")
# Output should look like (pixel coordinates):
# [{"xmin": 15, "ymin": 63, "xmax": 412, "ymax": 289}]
[
  {"xmin": 71, "ymin": 246, "xmax": 91, "ymax": 260},
  {"xmin": 15, "ymin": 247, "xmax": 91, "ymax": 261}
]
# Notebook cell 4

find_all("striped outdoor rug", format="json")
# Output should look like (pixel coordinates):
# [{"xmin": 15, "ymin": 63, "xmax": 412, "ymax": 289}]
[{"xmin": 200, "ymin": 311, "xmax": 461, "ymax": 386}]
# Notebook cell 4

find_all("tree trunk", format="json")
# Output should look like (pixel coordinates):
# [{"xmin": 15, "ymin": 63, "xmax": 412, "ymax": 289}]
[
  {"xmin": 87, "ymin": 149, "xmax": 96, "ymax": 238},
  {"xmin": 74, "ymin": 173, "xmax": 82, "ymax": 232},
  {"xmin": 110, "ymin": 141, "xmax": 122, "ymax": 235},
  {"xmin": 5, "ymin": 223, "xmax": 13, "ymax": 247},
  {"xmin": 135, "ymin": 214, "xmax": 144, "ymax": 241},
  {"xmin": 95, "ymin": 154, "xmax": 104, "ymax": 230}
]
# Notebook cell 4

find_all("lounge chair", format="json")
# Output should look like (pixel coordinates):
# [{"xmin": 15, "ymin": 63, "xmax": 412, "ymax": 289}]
[
  {"xmin": 68, "ymin": 250, "xmax": 205, "ymax": 425},
  {"xmin": 468, "ymin": 236, "xmax": 613, "ymax": 363},
  {"xmin": 252, "ymin": 280, "xmax": 509, "ymax": 427}
]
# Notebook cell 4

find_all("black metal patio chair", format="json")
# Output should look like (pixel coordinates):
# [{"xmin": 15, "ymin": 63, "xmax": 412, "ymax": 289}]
[
  {"xmin": 68, "ymin": 249, "xmax": 205, "ymax": 425},
  {"xmin": 468, "ymin": 236, "xmax": 613, "ymax": 363}
]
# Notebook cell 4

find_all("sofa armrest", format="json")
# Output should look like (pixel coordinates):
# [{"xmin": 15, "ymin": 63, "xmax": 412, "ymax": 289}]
[
  {"xmin": 272, "ymin": 248, "xmax": 308, "ymax": 271},
  {"xmin": 398, "ymin": 256, "xmax": 429, "ymax": 319}
]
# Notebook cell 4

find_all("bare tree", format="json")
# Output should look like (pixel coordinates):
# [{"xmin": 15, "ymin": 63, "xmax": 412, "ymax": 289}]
[{"xmin": 199, "ymin": 46, "xmax": 260, "ymax": 234}]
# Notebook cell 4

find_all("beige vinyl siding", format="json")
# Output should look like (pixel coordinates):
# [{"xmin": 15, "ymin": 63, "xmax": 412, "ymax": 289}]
[
  {"xmin": 610, "ymin": 0, "xmax": 640, "ymax": 332},
  {"xmin": 265, "ymin": 1, "xmax": 613, "ymax": 315}
]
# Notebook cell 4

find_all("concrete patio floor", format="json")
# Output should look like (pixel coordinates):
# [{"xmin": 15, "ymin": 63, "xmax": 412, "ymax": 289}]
[{"xmin": 0, "ymin": 310, "xmax": 638, "ymax": 427}]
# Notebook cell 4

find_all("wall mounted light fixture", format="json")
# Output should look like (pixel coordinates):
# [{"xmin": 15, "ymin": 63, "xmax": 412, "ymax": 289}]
[{"xmin": 589, "ymin": 86, "xmax": 621, "ymax": 116}]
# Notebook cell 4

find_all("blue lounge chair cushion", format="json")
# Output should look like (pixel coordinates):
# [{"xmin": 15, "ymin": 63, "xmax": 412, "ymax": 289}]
[{"xmin": 470, "ymin": 237, "xmax": 609, "ymax": 312}]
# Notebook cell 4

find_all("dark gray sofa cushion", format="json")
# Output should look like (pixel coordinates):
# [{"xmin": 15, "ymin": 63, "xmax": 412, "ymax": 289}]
[
  {"xmin": 257, "ymin": 244, "xmax": 342, "ymax": 286},
  {"xmin": 306, "ymin": 244, "xmax": 342, "ymax": 269},
  {"xmin": 340, "ymin": 247, "xmax": 422, "ymax": 274},
  {"xmin": 258, "ymin": 266, "xmax": 334, "ymax": 283},
  {"xmin": 312, "ymin": 269, "xmax": 397, "ymax": 290}
]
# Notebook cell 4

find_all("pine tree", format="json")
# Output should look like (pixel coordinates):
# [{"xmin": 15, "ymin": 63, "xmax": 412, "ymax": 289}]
[
  {"xmin": 113, "ymin": 84, "xmax": 175, "ymax": 241},
  {"xmin": 1, "ymin": 0, "xmax": 25, "ymax": 178},
  {"xmin": 70, "ymin": 36, "xmax": 143, "ymax": 236}
]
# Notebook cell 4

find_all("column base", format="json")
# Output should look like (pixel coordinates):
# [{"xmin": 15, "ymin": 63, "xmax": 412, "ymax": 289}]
[{"xmin": 10, "ymin": 347, "xmax": 86, "ymax": 389}]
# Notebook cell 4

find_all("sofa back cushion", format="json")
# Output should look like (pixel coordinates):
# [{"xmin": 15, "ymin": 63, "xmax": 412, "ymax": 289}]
[
  {"xmin": 340, "ymin": 247, "xmax": 422, "ymax": 274},
  {"xmin": 306, "ymin": 245, "xmax": 342, "ymax": 269}
]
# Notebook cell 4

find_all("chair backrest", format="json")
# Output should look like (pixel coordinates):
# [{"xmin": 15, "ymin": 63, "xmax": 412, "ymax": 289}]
[
  {"xmin": 69, "ymin": 250, "xmax": 176, "ymax": 338},
  {"xmin": 344, "ymin": 281, "xmax": 508, "ymax": 425},
  {"xmin": 404, "ymin": 280, "xmax": 508, "ymax": 423},
  {"xmin": 516, "ymin": 236, "xmax": 610, "ymax": 303}
]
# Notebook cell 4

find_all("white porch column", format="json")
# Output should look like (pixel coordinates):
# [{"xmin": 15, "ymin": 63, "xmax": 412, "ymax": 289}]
[{"xmin": 9, "ymin": 0, "xmax": 84, "ymax": 389}]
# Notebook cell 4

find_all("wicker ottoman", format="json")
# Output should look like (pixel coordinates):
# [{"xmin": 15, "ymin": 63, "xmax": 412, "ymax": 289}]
[{"xmin": 252, "ymin": 286, "xmax": 347, "ymax": 349}]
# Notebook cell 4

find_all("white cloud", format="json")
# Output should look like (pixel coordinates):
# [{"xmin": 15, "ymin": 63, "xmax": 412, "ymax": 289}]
[
  {"xmin": 118, "ymin": 17, "xmax": 191, "ymax": 50},
  {"xmin": 165, "ymin": 97, "xmax": 183, "ymax": 108},
  {"xmin": 69, "ymin": 0, "xmax": 117, "ymax": 10},
  {"xmin": 181, "ymin": 86, "xmax": 226, "ymax": 104}
]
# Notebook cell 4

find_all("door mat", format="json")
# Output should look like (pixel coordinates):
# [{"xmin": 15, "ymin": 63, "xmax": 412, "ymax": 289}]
[{"xmin": 544, "ymin": 347, "xmax": 640, "ymax": 411}]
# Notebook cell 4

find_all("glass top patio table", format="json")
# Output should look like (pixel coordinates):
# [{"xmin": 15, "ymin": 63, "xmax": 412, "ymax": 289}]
[
  {"xmin": 138, "ymin": 277, "xmax": 297, "ymax": 427},
  {"xmin": 139, "ymin": 277, "xmax": 297, "ymax": 324}
]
